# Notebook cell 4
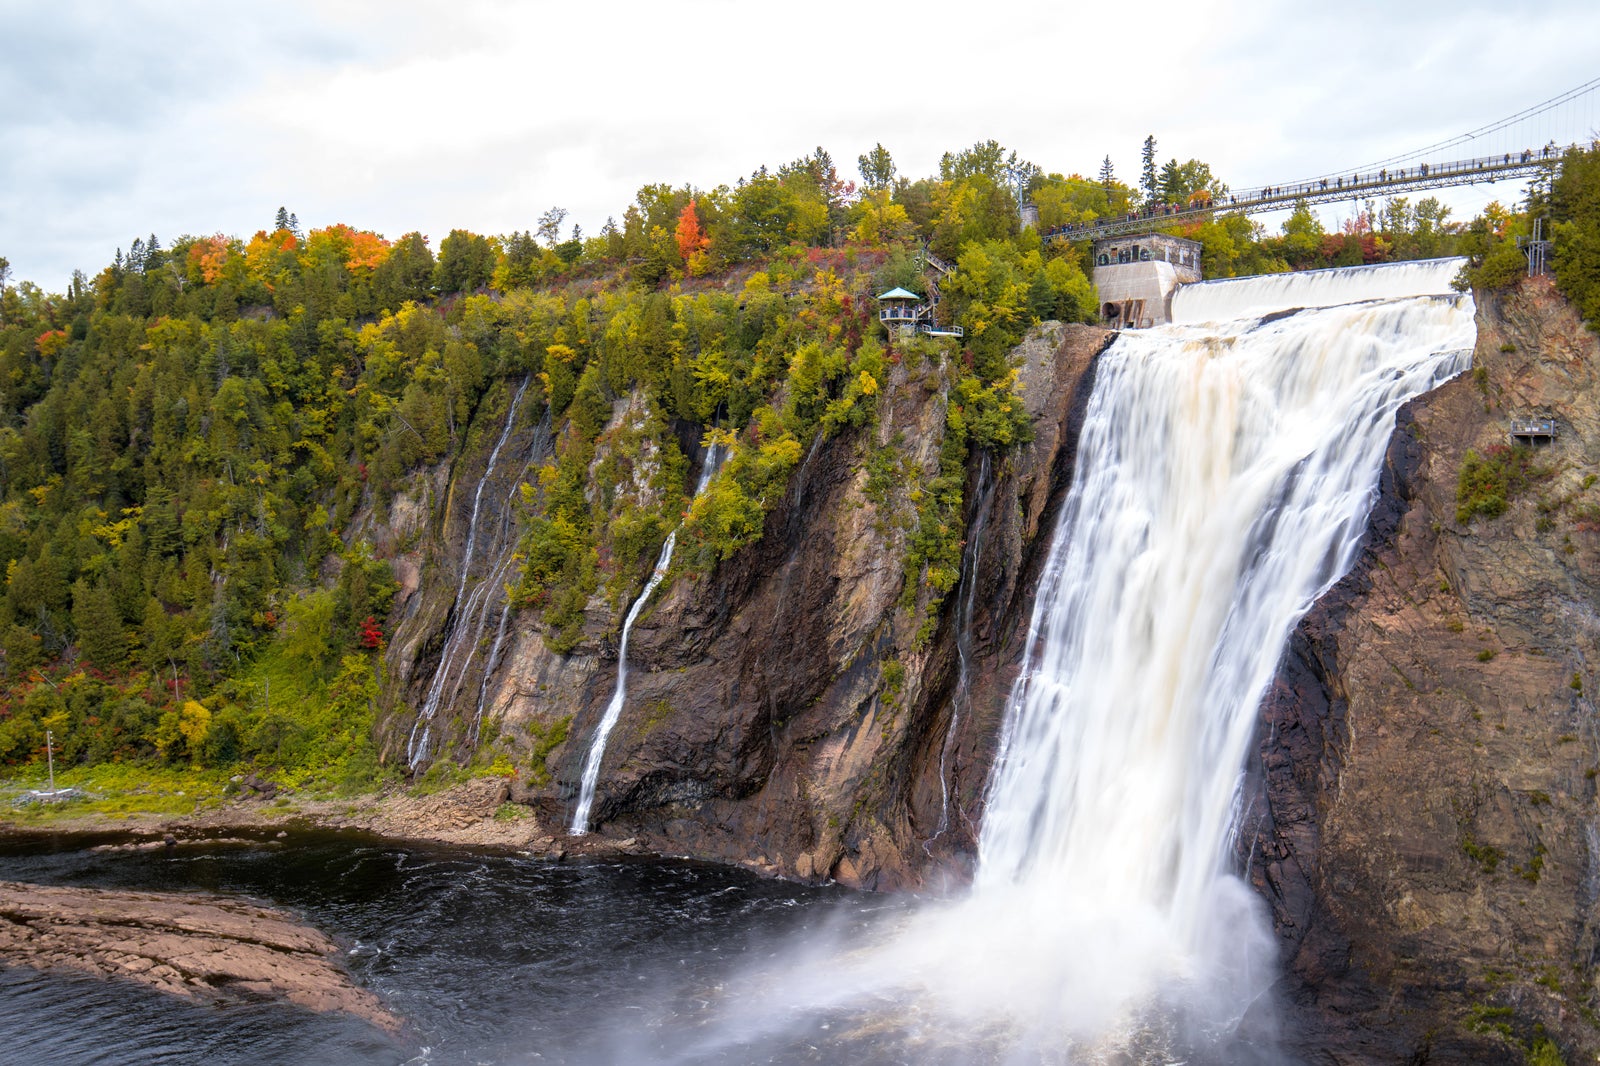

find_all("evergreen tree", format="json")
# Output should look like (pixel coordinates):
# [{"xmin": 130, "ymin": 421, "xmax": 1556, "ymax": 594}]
[
  {"xmin": 1099, "ymin": 155, "xmax": 1117, "ymax": 199},
  {"xmin": 275, "ymin": 206, "xmax": 291, "ymax": 231},
  {"xmin": 72, "ymin": 581, "xmax": 127, "ymax": 668},
  {"xmin": 1141, "ymin": 136, "xmax": 1159, "ymax": 203}
]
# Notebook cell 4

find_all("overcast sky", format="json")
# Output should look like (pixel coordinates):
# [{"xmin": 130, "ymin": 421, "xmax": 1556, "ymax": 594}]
[{"xmin": 4, "ymin": 0, "xmax": 1598, "ymax": 289}]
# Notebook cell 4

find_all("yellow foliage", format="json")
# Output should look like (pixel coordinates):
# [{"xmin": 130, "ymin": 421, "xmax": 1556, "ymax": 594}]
[
  {"xmin": 759, "ymin": 436, "xmax": 803, "ymax": 466},
  {"xmin": 35, "ymin": 329, "xmax": 69, "ymax": 358},
  {"xmin": 178, "ymin": 701, "xmax": 211, "ymax": 747},
  {"xmin": 857, "ymin": 370, "xmax": 879, "ymax": 396}
]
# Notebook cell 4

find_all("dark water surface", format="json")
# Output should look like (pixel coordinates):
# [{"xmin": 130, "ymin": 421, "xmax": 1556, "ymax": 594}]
[{"xmin": 0, "ymin": 828, "xmax": 898, "ymax": 1066}]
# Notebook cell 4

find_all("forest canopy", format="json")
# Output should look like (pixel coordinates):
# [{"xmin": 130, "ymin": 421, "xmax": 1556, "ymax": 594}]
[{"xmin": 0, "ymin": 134, "xmax": 1587, "ymax": 788}]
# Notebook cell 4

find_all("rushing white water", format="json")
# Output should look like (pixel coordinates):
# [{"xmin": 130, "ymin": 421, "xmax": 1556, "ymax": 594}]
[
  {"xmin": 1172, "ymin": 256, "xmax": 1467, "ymax": 324},
  {"xmin": 406, "ymin": 376, "xmax": 532, "ymax": 769},
  {"xmin": 961, "ymin": 258, "xmax": 1472, "ymax": 1047},
  {"xmin": 570, "ymin": 443, "xmax": 725, "ymax": 835},
  {"xmin": 662, "ymin": 259, "xmax": 1476, "ymax": 1062}
]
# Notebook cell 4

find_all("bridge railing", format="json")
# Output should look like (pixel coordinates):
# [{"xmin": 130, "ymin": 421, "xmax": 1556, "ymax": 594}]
[{"xmin": 1042, "ymin": 145, "xmax": 1570, "ymax": 245}]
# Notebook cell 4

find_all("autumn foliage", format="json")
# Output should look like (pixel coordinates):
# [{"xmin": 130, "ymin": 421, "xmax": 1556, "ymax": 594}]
[
  {"xmin": 675, "ymin": 199, "xmax": 709, "ymax": 261},
  {"xmin": 186, "ymin": 234, "xmax": 234, "ymax": 285}
]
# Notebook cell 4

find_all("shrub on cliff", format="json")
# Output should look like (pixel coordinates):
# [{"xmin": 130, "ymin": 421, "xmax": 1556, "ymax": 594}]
[{"xmin": 1456, "ymin": 444, "xmax": 1551, "ymax": 524}]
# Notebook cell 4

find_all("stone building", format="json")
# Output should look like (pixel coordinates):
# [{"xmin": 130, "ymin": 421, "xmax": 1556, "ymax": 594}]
[{"xmin": 1091, "ymin": 233, "xmax": 1203, "ymax": 329}]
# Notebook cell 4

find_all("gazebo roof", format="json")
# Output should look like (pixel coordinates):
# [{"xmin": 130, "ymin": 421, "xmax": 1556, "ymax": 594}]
[{"xmin": 876, "ymin": 287, "xmax": 921, "ymax": 301}]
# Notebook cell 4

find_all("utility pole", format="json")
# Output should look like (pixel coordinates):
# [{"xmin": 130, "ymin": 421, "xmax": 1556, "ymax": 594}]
[{"xmin": 46, "ymin": 729, "xmax": 55, "ymax": 792}]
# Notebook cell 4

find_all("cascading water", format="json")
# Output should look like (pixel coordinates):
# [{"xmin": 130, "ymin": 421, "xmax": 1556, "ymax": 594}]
[
  {"xmin": 925, "ymin": 449, "xmax": 994, "ymax": 857},
  {"xmin": 962, "ymin": 258, "xmax": 1473, "ymax": 1049},
  {"xmin": 570, "ymin": 443, "xmax": 725, "ymax": 835},
  {"xmin": 662, "ymin": 258, "xmax": 1477, "ymax": 1063},
  {"xmin": 406, "ymin": 376, "xmax": 533, "ymax": 769}
]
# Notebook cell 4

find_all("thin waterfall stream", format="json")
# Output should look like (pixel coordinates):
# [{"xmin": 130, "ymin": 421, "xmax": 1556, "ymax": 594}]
[
  {"xmin": 570, "ymin": 443, "xmax": 725, "ymax": 835},
  {"xmin": 925, "ymin": 449, "xmax": 993, "ymax": 857},
  {"xmin": 407, "ymin": 376, "xmax": 533, "ymax": 769}
]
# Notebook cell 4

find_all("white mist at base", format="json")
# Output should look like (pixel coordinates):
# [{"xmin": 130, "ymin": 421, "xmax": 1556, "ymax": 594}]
[
  {"xmin": 642, "ymin": 259, "xmax": 1475, "ymax": 1064},
  {"xmin": 571, "ymin": 444, "xmax": 725, "ymax": 836}
]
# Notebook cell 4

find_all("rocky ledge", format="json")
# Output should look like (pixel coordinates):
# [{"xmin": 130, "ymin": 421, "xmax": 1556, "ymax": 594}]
[{"xmin": 0, "ymin": 881, "xmax": 396, "ymax": 1030}]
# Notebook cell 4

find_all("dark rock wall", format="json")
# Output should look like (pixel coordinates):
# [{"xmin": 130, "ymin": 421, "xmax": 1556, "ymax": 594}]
[
  {"xmin": 1247, "ymin": 278, "xmax": 1600, "ymax": 1062},
  {"xmin": 383, "ymin": 323, "xmax": 1111, "ymax": 890}
]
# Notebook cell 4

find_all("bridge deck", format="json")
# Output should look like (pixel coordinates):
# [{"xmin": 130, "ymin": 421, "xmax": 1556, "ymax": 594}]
[{"xmin": 1044, "ymin": 149, "xmax": 1560, "ymax": 245}]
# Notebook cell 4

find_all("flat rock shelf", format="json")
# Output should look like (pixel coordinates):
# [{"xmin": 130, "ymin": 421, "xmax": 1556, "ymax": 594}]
[{"xmin": 0, "ymin": 880, "xmax": 395, "ymax": 1030}]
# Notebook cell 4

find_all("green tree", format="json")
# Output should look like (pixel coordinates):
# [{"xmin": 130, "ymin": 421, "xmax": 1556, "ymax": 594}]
[
  {"xmin": 1281, "ymin": 200, "xmax": 1326, "ymax": 269},
  {"xmin": 1159, "ymin": 159, "xmax": 1225, "ymax": 205},
  {"xmin": 537, "ymin": 207, "xmax": 569, "ymax": 248},
  {"xmin": 1549, "ymin": 143, "xmax": 1600, "ymax": 329},
  {"xmin": 858, "ymin": 143, "xmax": 896, "ymax": 192},
  {"xmin": 1140, "ymin": 136, "xmax": 1159, "ymax": 203},
  {"xmin": 434, "ymin": 230, "xmax": 497, "ymax": 295},
  {"xmin": 71, "ymin": 580, "xmax": 127, "ymax": 667}
]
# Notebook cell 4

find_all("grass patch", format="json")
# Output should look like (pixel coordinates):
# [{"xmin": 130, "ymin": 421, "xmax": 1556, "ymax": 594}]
[
  {"xmin": 1462, "ymin": 832, "xmax": 1504, "ymax": 874},
  {"xmin": 526, "ymin": 715, "xmax": 572, "ymax": 787},
  {"xmin": 1, "ymin": 763, "xmax": 231, "ymax": 822}
]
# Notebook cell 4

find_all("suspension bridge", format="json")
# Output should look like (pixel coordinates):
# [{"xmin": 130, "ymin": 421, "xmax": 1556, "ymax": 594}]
[{"xmin": 1040, "ymin": 76, "xmax": 1600, "ymax": 245}]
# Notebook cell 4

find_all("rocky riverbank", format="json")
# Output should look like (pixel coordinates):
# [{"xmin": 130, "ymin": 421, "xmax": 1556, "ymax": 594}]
[
  {"xmin": 0, "ymin": 880, "xmax": 397, "ymax": 1029},
  {"xmin": 1, "ymin": 774, "xmax": 657, "ymax": 863}
]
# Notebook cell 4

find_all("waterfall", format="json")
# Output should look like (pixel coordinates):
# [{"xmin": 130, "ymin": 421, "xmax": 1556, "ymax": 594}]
[
  {"xmin": 664, "ymin": 259, "xmax": 1476, "ymax": 1062},
  {"xmin": 925, "ymin": 449, "xmax": 993, "ymax": 856},
  {"xmin": 570, "ymin": 443, "xmax": 724, "ymax": 835},
  {"xmin": 468, "ymin": 407, "xmax": 554, "ymax": 747},
  {"xmin": 406, "ymin": 376, "xmax": 533, "ymax": 770},
  {"xmin": 964, "ymin": 257, "xmax": 1473, "ymax": 1048}
]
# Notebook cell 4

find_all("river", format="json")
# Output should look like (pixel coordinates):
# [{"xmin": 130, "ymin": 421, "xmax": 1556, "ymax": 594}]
[{"xmin": 0, "ymin": 828, "xmax": 894, "ymax": 1065}]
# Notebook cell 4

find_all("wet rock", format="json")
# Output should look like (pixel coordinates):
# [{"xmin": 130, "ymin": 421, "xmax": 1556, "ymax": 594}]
[
  {"xmin": 0, "ymin": 880, "xmax": 396, "ymax": 1030},
  {"xmin": 430, "ymin": 321, "xmax": 1110, "ymax": 891},
  {"xmin": 1247, "ymin": 278, "xmax": 1600, "ymax": 1060}
]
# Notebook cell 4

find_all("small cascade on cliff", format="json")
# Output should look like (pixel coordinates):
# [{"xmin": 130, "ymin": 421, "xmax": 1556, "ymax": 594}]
[
  {"xmin": 657, "ymin": 258, "xmax": 1476, "ymax": 1063},
  {"xmin": 570, "ymin": 443, "xmax": 725, "ymax": 835},
  {"xmin": 406, "ymin": 376, "xmax": 533, "ymax": 769},
  {"xmin": 467, "ymin": 407, "xmax": 554, "ymax": 747},
  {"xmin": 925, "ymin": 449, "xmax": 994, "ymax": 858}
]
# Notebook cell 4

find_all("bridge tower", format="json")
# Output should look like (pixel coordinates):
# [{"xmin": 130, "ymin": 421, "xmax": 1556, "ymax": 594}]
[{"xmin": 1091, "ymin": 233, "xmax": 1203, "ymax": 329}]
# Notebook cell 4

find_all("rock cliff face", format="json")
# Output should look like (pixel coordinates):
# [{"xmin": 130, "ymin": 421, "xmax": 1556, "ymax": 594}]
[
  {"xmin": 379, "ymin": 323, "xmax": 1110, "ymax": 891},
  {"xmin": 373, "ymin": 274, "xmax": 1600, "ymax": 1055},
  {"xmin": 1248, "ymin": 277, "xmax": 1600, "ymax": 1062}
]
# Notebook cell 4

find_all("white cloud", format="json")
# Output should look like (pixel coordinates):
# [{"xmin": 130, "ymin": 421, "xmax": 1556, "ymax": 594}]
[{"xmin": 4, "ymin": 0, "xmax": 1599, "ymax": 287}]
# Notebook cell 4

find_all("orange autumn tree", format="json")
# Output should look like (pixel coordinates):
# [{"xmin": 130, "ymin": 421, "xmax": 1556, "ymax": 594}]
[
  {"xmin": 186, "ymin": 234, "xmax": 236, "ymax": 285},
  {"xmin": 675, "ymin": 199, "xmax": 711, "ymax": 275},
  {"xmin": 243, "ymin": 228, "xmax": 300, "ymax": 292},
  {"xmin": 303, "ymin": 224, "xmax": 392, "ymax": 278}
]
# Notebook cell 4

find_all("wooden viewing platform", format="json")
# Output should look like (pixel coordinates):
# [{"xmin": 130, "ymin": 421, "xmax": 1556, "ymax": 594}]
[{"xmin": 1509, "ymin": 418, "xmax": 1558, "ymax": 444}]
